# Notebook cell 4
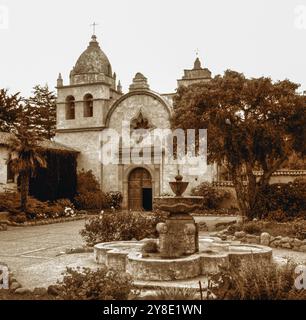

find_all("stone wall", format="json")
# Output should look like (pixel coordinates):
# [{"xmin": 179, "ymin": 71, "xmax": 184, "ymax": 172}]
[
  {"xmin": 54, "ymin": 131, "xmax": 102, "ymax": 183},
  {"xmin": 0, "ymin": 146, "xmax": 16, "ymax": 192},
  {"xmin": 177, "ymin": 78, "xmax": 211, "ymax": 87},
  {"xmin": 0, "ymin": 147, "xmax": 8, "ymax": 185},
  {"xmin": 107, "ymin": 93, "xmax": 171, "ymax": 132},
  {"xmin": 56, "ymin": 83, "xmax": 113, "ymax": 130}
]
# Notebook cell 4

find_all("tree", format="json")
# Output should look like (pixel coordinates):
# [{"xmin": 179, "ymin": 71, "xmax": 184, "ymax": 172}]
[
  {"xmin": 0, "ymin": 85, "xmax": 57, "ymax": 138},
  {"xmin": 0, "ymin": 89, "xmax": 21, "ymax": 132},
  {"xmin": 1, "ymin": 86, "xmax": 53, "ymax": 210},
  {"xmin": 8, "ymin": 124, "xmax": 47, "ymax": 212},
  {"xmin": 27, "ymin": 85, "xmax": 57, "ymax": 139},
  {"xmin": 172, "ymin": 70, "xmax": 306, "ymax": 219}
]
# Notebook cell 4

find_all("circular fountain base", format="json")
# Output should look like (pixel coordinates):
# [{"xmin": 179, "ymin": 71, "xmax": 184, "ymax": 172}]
[{"xmin": 94, "ymin": 237, "xmax": 272, "ymax": 281}]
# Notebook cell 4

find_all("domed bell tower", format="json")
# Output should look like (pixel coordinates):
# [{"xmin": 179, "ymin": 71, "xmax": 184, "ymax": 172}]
[
  {"xmin": 54, "ymin": 34, "xmax": 123, "ymax": 186},
  {"xmin": 55, "ymin": 34, "xmax": 122, "ymax": 132}
]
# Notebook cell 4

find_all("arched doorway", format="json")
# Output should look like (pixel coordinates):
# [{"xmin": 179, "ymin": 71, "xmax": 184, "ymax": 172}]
[{"xmin": 128, "ymin": 167, "xmax": 152, "ymax": 211}]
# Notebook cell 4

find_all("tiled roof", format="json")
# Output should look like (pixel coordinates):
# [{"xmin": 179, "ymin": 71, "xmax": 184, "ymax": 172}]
[{"xmin": 0, "ymin": 132, "xmax": 78, "ymax": 153}]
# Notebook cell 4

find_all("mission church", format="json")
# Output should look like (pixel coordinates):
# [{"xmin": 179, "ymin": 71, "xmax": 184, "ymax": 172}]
[
  {"xmin": 1, "ymin": 34, "xmax": 300, "ymax": 210},
  {"xmin": 54, "ymin": 34, "xmax": 217, "ymax": 210}
]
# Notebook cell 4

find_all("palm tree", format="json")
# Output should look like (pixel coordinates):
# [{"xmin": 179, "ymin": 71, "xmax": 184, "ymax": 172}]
[{"xmin": 8, "ymin": 125, "xmax": 47, "ymax": 212}]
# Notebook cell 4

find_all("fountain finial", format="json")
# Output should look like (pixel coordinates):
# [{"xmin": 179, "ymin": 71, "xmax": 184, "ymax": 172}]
[
  {"xmin": 170, "ymin": 173, "xmax": 188, "ymax": 196},
  {"xmin": 175, "ymin": 170, "xmax": 183, "ymax": 182}
]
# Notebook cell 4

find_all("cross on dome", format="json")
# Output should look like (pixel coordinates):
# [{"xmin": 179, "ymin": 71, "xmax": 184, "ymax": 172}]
[{"xmin": 90, "ymin": 22, "xmax": 99, "ymax": 36}]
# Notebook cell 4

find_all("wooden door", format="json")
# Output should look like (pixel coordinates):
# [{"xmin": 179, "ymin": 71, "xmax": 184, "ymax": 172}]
[{"xmin": 128, "ymin": 168, "xmax": 152, "ymax": 210}]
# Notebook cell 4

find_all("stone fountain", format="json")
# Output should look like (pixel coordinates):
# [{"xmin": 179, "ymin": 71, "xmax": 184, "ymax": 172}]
[
  {"xmin": 94, "ymin": 175, "xmax": 272, "ymax": 283},
  {"xmin": 154, "ymin": 173, "xmax": 203, "ymax": 258}
]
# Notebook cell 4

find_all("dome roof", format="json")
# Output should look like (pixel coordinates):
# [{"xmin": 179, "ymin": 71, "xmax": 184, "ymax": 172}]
[{"xmin": 72, "ymin": 35, "xmax": 112, "ymax": 77}]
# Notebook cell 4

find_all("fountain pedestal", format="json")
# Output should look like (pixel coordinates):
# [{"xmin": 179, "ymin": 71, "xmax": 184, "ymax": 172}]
[
  {"xmin": 154, "ymin": 174, "xmax": 203, "ymax": 259},
  {"xmin": 157, "ymin": 214, "xmax": 198, "ymax": 258}
]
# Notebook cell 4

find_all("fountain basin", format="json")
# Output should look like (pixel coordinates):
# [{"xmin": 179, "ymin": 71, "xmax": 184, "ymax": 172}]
[
  {"xmin": 169, "ymin": 181, "xmax": 188, "ymax": 197},
  {"xmin": 94, "ymin": 237, "xmax": 272, "ymax": 281},
  {"xmin": 154, "ymin": 196, "xmax": 203, "ymax": 214}
]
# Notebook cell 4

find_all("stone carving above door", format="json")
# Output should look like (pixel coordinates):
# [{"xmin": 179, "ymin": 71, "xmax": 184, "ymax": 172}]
[{"xmin": 130, "ymin": 110, "xmax": 154, "ymax": 130}]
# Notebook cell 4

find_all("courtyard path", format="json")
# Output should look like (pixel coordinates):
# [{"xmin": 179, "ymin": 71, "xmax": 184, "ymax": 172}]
[
  {"xmin": 0, "ymin": 217, "xmax": 305, "ymax": 290},
  {"xmin": 0, "ymin": 220, "xmax": 94, "ymax": 289}
]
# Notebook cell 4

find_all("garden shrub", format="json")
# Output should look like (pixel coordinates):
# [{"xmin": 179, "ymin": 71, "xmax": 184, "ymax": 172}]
[
  {"xmin": 10, "ymin": 213, "xmax": 27, "ymax": 223},
  {"xmin": 241, "ymin": 221, "xmax": 263, "ymax": 235},
  {"xmin": 76, "ymin": 169, "xmax": 101, "ymax": 194},
  {"xmin": 80, "ymin": 211, "xmax": 167, "ymax": 246},
  {"xmin": 74, "ymin": 192, "xmax": 106, "ymax": 211},
  {"xmin": 207, "ymin": 260, "xmax": 306, "ymax": 300},
  {"xmin": 0, "ymin": 192, "xmax": 80, "ymax": 221},
  {"xmin": 266, "ymin": 209, "xmax": 288, "ymax": 222},
  {"xmin": 225, "ymin": 221, "xmax": 262, "ymax": 235},
  {"xmin": 57, "ymin": 266, "xmax": 133, "ymax": 300},
  {"xmin": 26, "ymin": 197, "xmax": 75, "ymax": 219},
  {"xmin": 0, "ymin": 192, "xmax": 21, "ymax": 214},
  {"xmin": 105, "ymin": 191, "xmax": 123, "ymax": 209},
  {"xmin": 153, "ymin": 287, "xmax": 198, "ymax": 300},
  {"xmin": 268, "ymin": 218, "xmax": 306, "ymax": 240},
  {"xmin": 26, "ymin": 198, "xmax": 58, "ymax": 219},
  {"xmin": 256, "ymin": 181, "xmax": 306, "ymax": 219},
  {"xmin": 53, "ymin": 198, "xmax": 74, "ymax": 209},
  {"xmin": 292, "ymin": 219, "xmax": 306, "ymax": 239},
  {"xmin": 74, "ymin": 170, "xmax": 106, "ymax": 210},
  {"xmin": 191, "ymin": 182, "xmax": 230, "ymax": 209}
]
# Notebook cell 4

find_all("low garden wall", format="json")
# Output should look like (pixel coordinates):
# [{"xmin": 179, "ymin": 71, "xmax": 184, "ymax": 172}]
[
  {"xmin": 0, "ymin": 210, "xmax": 88, "ymax": 230},
  {"xmin": 214, "ymin": 230, "xmax": 306, "ymax": 252}
]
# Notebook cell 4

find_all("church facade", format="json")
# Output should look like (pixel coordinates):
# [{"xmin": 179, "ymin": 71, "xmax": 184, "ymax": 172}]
[{"xmin": 54, "ymin": 35, "xmax": 217, "ymax": 210}]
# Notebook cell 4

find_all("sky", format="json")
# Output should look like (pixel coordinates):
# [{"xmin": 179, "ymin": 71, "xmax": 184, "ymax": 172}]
[{"xmin": 1, "ymin": 0, "xmax": 306, "ymax": 97}]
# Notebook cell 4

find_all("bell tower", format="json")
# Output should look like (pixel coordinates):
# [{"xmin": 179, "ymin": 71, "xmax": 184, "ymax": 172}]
[
  {"xmin": 54, "ymin": 34, "xmax": 123, "ymax": 186},
  {"xmin": 177, "ymin": 56, "xmax": 212, "ymax": 87},
  {"xmin": 56, "ymin": 34, "xmax": 123, "ymax": 133}
]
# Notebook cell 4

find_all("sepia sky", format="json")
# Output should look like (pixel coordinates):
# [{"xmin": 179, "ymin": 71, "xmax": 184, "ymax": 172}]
[{"xmin": 1, "ymin": 0, "xmax": 306, "ymax": 97}]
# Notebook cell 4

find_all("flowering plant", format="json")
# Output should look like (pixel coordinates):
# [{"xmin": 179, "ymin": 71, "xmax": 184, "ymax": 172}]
[{"xmin": 64, "ymin": 207, "xmax": 76, "ymax": 217}]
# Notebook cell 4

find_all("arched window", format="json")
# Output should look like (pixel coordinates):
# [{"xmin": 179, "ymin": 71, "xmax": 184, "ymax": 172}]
[
  {"xmin": 83, "ymin": 93, "xmax": 93, "ymax": 117},
  {"xmin": 65, "ymin": 96, "xmax": 75, "ymax": 120}
]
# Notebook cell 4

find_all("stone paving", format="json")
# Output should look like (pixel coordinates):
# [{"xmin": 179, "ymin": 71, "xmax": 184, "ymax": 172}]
[{"xmin": 0, "ymin": 216, "xmax": 305, "ymax": 290}]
